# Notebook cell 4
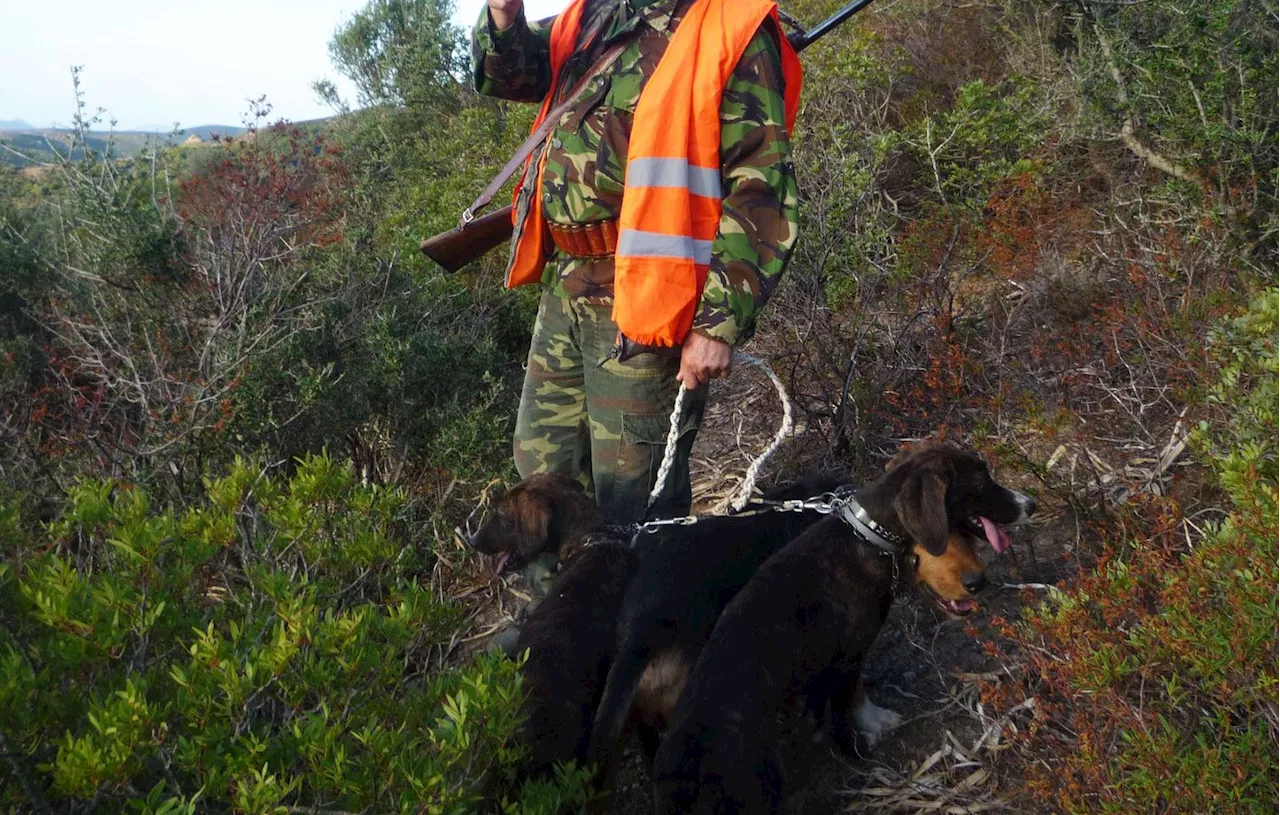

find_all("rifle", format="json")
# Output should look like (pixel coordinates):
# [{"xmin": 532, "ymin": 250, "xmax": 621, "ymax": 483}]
[
  {"xmin": 419, "ymin": 0, "xmax": 877, "ymax": 273},
  {"xmin": 418, "ymin": 207, "xmax": 517, "ymax": 273}
]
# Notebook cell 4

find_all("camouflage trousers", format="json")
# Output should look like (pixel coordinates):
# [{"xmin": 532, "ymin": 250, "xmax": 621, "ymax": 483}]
[{"xmin": 514, "ymin": 290, "xmax": 707, "ymax": 525}]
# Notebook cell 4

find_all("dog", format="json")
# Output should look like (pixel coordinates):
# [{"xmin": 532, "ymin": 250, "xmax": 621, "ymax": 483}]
[
  {"xmin": 468, "ymin": 473, "xmax": 639, "ymax": 772},
  {"xmin": 651, "ymin": 443, "xmax": 1036, "ymax": 814},
  {"xmin": 469, "ymin": 472, "xmax": 605, "ymax": 577},
  {"xmin": 585, "ymin": 476, "xmax": 846, "ymax": 793}
]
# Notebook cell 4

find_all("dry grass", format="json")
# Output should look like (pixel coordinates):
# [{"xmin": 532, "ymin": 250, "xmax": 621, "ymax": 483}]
[{"xmin": 838, "ymin": 674, "xmax": 1038, "ymax": 814}]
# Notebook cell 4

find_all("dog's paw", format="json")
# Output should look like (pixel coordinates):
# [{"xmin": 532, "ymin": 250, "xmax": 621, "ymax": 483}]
[{"xmin": 854, "ymin": 698, "xmax": 903, "ymax": 747}]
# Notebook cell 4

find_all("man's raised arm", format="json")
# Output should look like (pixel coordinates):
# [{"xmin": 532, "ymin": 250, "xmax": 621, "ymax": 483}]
[{"xmin": 471, "ymin": 0, "xmax": 555, "ymax": 102}]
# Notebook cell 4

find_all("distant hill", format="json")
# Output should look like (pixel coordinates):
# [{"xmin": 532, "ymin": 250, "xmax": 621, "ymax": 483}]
[
  {"xmin": 112, "ymin": 125, "xmax": 247, "ymax": 140},
  {"xmin": 183, "ymin": 125, "xmax": 247, "ymax": 140},
  {"xmin": 0, "ymin": 120, "xmax": 345, "ymax": 170},
  {"xmin": 0, "ymin": 124, "xmax": 249, "ymax": 168}
]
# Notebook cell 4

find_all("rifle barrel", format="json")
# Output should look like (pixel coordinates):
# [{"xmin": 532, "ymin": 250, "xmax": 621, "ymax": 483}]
[{"xmin": 790, "ymin": 0, "xmax": 877, "ymax": 52}]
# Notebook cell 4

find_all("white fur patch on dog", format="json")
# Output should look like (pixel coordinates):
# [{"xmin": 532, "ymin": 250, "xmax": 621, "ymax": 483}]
[{"xmin": 854, "ymin": 696, "xmax": 903, "ymax": 746}]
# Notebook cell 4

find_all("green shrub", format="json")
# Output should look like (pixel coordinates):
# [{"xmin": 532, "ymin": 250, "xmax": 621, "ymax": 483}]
[
  {"xmin": 1084, "ymin": 0, "xmax": 1276, "ymax": 232},
  {"xmin": 0, "ymin": 453, "xmax": 592, "ymax": 813},
  {"xmin": 1197, "ymin": 287, "xmax": 1279, "ymax": 491},
  {"xmin": 901, "ymin": 77, "xmax": 1048, "ymax": 209},
  {"xmin": 1003, "ymin": 288, "xmax": 1278, "ymax": 813}
]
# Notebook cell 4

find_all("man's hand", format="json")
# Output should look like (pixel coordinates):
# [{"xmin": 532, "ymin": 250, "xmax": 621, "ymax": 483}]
[
  {"xmin": 488, "ymin": 0, "xmax": 522, "ymax": 31},
  {"xmin": 677, "ymin": 331, "xmax": 732, "ymax": 389}
]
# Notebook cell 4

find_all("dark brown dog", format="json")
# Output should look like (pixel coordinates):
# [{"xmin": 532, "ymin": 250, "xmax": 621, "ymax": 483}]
[
  {"xmin": 651, "ymin": 443, "xmax": 1036, "ymax": 814},
  {"xmin": 469, "ymin": 473, "xmax": 638, "ymax": 772},
  {"xmin": 469, "ymin": 472, "xmax": 605, "ymax": 575}
]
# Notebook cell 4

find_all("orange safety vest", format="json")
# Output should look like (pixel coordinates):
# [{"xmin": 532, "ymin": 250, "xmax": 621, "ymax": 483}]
[{"xmin": 506, "ymin": 0, "xmax": 803, "ymax": 347}]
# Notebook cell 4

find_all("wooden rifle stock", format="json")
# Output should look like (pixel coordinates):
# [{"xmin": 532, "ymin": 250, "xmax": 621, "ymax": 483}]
[
  {"xmin": 419, "ymin": 0, "xmax": 876, "ymax": 272},
  {"xmin": 419, "ymin": 206, "xmax": 515, "ymax": 273}
]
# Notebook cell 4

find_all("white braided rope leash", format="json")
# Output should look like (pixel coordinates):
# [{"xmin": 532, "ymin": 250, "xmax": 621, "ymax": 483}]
[
  {"xmin": 724, "ymin": 352, "xmax": 795, "ymax": 512},
  {"xmin": 645, "ymin": 351, "xmax": 795, "ymax": 511},
  {"xmin": 646, "ymin": 382, "xmax": 691, "ymax": 509}
]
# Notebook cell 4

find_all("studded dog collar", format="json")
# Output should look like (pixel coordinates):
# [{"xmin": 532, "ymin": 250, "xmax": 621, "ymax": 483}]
[
  {"xmin": 833, "ymin": 497, "xmax": 916, "ymax": 593},
  {"xmin": 834, "ymin": 497, "xmax": 910, "ymax": 556}
]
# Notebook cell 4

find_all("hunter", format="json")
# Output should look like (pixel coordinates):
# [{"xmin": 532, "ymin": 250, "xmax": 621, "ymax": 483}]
[{"xmin": 474, "ymin": 0, "xmax": 802, "ymax": 586}]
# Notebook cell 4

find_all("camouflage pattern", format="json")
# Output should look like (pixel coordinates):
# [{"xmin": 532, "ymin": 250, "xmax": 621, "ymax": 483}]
[
  {"xmin": 473, "ymin": 0, "xmax": 799, "ymax": 345},
  {"xmin": 514, "ymin": 290, "xmax": 707, "ymax": 523}
]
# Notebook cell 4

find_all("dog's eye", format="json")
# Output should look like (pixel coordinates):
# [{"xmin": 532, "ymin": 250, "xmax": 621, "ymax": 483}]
[{"xmin": 958, "ymin": 466, "xmax": 990, "ymax": 494}]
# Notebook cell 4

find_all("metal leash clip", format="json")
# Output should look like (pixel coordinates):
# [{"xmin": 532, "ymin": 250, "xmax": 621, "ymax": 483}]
[
  {"xmin": 631, "ymin": 513, "xmax": 703, "ymax": 534},
  {"xmin": 807, "ymin": 492, "xmax": 849, "ymax": 514}
]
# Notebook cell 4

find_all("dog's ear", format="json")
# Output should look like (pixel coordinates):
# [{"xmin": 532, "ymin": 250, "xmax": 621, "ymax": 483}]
[
  {"xmin": 887, "ymin": 440, "xmax": 954, "ymax": 472},
  {"xmin": 511, "ymin": 490, "xmax": 554, "ymax": 558},
  {"xmin": 893, "ymin": 469, "xmax": 950, "ymax": 556}
]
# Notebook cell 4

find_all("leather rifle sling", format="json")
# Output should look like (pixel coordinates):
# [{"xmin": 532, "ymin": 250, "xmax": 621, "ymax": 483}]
[{"xmin": 460, "ymin": 13, "xmax": 633, "ymax": 227}]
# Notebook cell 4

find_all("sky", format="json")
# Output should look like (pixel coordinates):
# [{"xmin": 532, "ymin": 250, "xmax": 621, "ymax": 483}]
[{"xmin": 0, "ymin": 0, "xmax": 569, "ymax": 132}]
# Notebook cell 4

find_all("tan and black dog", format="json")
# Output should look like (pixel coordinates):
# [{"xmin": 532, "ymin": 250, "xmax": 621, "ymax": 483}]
[
  {"xmin": 469, "ymin": 473, "xmax": 638, "ymax": 773},
  {"xmin": 651, "ymin": 443, "xmax": 1036, "ymax": 814}
]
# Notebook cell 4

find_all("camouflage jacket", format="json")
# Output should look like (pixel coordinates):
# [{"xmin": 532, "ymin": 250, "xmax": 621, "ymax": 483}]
[{"xmin": 472, "ymin": 0, "xmax": 799, "ymax": 346}]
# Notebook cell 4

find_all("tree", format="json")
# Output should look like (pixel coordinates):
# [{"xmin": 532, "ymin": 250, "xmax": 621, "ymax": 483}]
[{"xmin": 319, "ymin": 0, "xmax": 467, "ymax": 112}]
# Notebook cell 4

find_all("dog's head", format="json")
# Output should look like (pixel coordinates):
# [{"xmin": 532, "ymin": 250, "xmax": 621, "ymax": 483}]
[
  {"xmin": 468, "ymin": 473, "xmax": 603, "ymax": 574},
  {"xmin": 876, "ymin": 442, "xmax": 1037, "ymax": 616}
]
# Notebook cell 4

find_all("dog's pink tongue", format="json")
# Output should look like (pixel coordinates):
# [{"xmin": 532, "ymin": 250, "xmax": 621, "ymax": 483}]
[
  {"xmin": 979, "ymin": 516, "xmax": 1012, "ymax": 553},
  {"xmin": 947, "ymin": 598, "xmax": 976, "ymax": 614},
  {"xmin": 494, "ymin": 552, "xmax": 512, "ymax": 575}
]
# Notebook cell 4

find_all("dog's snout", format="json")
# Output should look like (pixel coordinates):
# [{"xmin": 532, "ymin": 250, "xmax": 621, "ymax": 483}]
[
  {"xmin": 961, "ymin": 571, "xmax": 987, "ymax": 594},
  {"xmin": 1007, "ymin": 489, "xmax": 1037, "ymax": 522}
]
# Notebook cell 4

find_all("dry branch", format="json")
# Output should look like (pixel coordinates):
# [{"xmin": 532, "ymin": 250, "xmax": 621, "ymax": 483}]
[{"xmin": 1093, "ymin": 22, "xmax": 1197, "ymax": 184}]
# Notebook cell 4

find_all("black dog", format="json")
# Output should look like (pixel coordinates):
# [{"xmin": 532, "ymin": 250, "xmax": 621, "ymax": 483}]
[
  {"xmin": 651, "ymin": 443, "xmax": 1036, "ymax": 814},
  {"xmin": 469, "ymin": 473, "xmax": 638, "ymax": 772},
  {"xmin": 586, "ymin": 476, "xmax": 845, "ymax": 795}
]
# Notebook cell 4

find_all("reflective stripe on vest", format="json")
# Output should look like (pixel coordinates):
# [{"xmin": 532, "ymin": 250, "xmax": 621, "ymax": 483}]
[
  {"xmin": 616, "ymin": 230, "xmax": 714, "ymax": 264},
  {"xmin": 625, "ymin": 158, "xmax": 723, "ymax": 199}
]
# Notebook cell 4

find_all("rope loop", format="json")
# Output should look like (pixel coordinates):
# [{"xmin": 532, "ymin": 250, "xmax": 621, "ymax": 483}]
[{"xmin": 645, "ymin": 350, "xmax": 795, "ymax": 511}]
